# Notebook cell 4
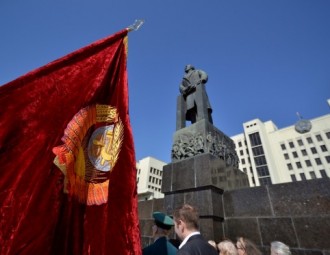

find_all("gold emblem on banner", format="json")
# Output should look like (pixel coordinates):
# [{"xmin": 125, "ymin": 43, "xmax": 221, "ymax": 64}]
[{"xmin": 53, "ymin": 104, "xmax": 124, "ymax": 205}]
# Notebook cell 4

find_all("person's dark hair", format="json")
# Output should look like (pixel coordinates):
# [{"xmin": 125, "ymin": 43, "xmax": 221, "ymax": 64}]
[
  {"xmin": 173, "ymin": 204, "xmax": 199, "ymax": 230},
  {"xmin": 237, "ymin": 237, "xmax": 262, "ymax": 255}
]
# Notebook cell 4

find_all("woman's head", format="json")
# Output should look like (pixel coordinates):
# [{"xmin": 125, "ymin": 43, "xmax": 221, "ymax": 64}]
[
  {"xmin": 271, "ymin": 241, "xmax": 291, "ymax": 255},
  {"xmin": 218, "ymin": 240, "xmax": 238, "ymax": 255},
  {"xmin": 236, "ymin": 237, "xmax": 262, "ymax": 255}
]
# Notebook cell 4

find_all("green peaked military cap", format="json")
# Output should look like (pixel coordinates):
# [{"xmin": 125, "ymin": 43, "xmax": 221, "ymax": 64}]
[{"xmin": 153, "ymin": 212, "xmax": 174, "ymax": 230}]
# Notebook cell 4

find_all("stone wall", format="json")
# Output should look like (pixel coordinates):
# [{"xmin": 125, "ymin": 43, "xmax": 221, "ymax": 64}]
[{"xmin": 138, "ymin": 178, "xmax": 330, "ymax": 254}]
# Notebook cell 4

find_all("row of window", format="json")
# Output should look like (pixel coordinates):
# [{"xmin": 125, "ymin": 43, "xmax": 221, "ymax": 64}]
[
  {"xmin": 281, "ymin": 132, "xmax": 330, "ymax": 151},
  {"xmin": 246, "ymin": 123, "xmax": 257, "ymax": 128},
  {"xmin": 283, "ymin": 146, "xmax": 328, "ymax": 160},
  {"xmin": 291, "ymin": 169, "xmax": 328, "ymax": 181},
  {"xmin": 149, "ymin": 167, "xmax": 162, "ymax": 176},
  {"xmin": 286, "ymin": 156, "xmax": 330, "ymax": 170},
  {"xmin": 148, "ymin": 185, "xmax": 161, "ymax": 192},
  {"xmin": 287, "ymin": 156, "xmax": 330, "ymax": 170},
  {"xmin": 149, "ymin": 175, "xmax": 162, "ymax": 185},
  {"xmin": 237, "ymin": 140, "xmax": 247, "ymax": 148},
  {"xmin": 239, "ymin": 149, "xmax": 249, "ymax": 156}
]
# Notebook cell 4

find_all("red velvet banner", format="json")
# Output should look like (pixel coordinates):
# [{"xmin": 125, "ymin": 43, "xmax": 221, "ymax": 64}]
[{"xmin": 0, "ymin": 29, "xmax": 141, "ymax": 255}]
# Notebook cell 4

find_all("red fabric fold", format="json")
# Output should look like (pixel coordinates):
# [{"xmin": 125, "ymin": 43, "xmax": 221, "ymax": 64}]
[{"xmin": 0, "ymin": 29, "xmax": 141, "ymax": 255}]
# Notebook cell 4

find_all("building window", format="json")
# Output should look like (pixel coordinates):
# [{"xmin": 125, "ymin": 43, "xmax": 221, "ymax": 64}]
[
  {"xmin": 326, "ymin": 156, "xmax": 330, "ymax": 163},
  {"xmin": 256, "ymin": 166, "xmax": 270, "ymax": 177},
  {"xmin": 320, "ymin": 169, "xmax": 328, "ymax": 178},
  {"xmin": 316, "ymin": 134, "xmax": 323, "ymax": 141},
  {"xmin": 310, "ymin": 171, "xmax": 316, "ymax": 179},
  {"xmin": 307, "ymin": 137, "xmax": 313, "ymax": 144},
  {"xmin": 292, "ymin": 151, "xmax": 298, "ymax": 158},
  {"xmin": 287, "ymin": 163, "xmax": 293, "ymax": 170},
  {"xmin": 289, "ymin": 142, "xmax": 294, "ymax": 148},
  {"xmin": 240, "ymin": 150, "xmax": 244, "ymax": 156},
  {"xmin": 259, "ymin": 177, "xmax": 272, "ymax": 186},
  {"xmin": 249, "ymin": 132, "xmax": 262, "ymax": 146},
  {"xmin": 311, "ymin": 147, "xmax": 317, "ymax": 154},
  {"xmin": 252, "ymin": 146, "xmax": 264, "ymax": 156},
  {"xmin": 281, "ymin": 144, "xmax": 286, "ymax": 150},
  {"xmin": 296, "ymin": 162, "xmax": 302, "ymax": 168},
  {"xmin": 291, "ymin": 175, "xmax": 297, "ymax": 182},
  {"xmin": 238, "ymin": 141, "xmax": 242, "ymax": 147},
  {"xmin": 297, "ymin": 139, "xmax": 303, "ymax": 146},
  {"xmin": 315, "ymin": 158, "xmax": 322, "ymax": 165},
  {"xmin": 301, "ymin": 149, "xmax": 307, "ymax": 156},
  {"xmin": 300, "ymin": 173, "xmax": 306, "ymax": 181},
  {"xmin": 243, "ymin": 167, "xmax": 247, "ymax": 173},
  {"xmin": 254, "ymin": 156, "xmax": 267, "ymax": 166},
  {"xmin": 326, "ymin": 132, "xmax": 330, "ymax": 139},
  {"xmin": 284, "ymin": 153, "xmax": 289, "ymax": 160},
  {"xmin": 305, "ymin": 160, "xmax": 312, "ymax": 167},
  {"xmin": 320, "ymin": 145, "xmax": 328, "ymax": 152},
  {"xmin": 241, "ymin": 159, "xmax": 246, "ymax": 164}
]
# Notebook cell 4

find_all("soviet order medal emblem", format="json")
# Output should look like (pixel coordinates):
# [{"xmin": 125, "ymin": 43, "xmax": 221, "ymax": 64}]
[
  {"xmin": 53, "ymin": 104, "xmax": 124, "ymax": 205},
  {"xmin": 295, "ymin": 119, "xmax": 312, "ymax": 134}
]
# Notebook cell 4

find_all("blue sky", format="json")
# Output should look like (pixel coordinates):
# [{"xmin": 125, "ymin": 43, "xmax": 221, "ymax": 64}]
[{"xmin": 1, "ymin": 0, "xmax": 329, "ymax": 163}]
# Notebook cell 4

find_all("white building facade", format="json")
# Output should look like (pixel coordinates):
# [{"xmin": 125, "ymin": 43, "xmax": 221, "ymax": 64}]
[
  {"xmin": 136, "ymin": 156, "xmax": 166, "ymax": 201},
  {"xmin": 231, "ymin": 114, "xmax": 330, "ymax": 187}
]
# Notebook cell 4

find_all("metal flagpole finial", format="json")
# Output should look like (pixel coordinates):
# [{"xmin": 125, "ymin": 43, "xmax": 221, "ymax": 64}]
[
  {"xmin": 127, "ymin": 19, "xmax": 145, "ymax": 32},
  {"xmin": 296, "ymin": 112, "xmax": 303, "ymax": 120}
]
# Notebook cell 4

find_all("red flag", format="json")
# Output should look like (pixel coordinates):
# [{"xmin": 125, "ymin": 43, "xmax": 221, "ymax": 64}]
[{"xmin": 0, "ymin": 29, "xmax": 141, "ymax": 255}]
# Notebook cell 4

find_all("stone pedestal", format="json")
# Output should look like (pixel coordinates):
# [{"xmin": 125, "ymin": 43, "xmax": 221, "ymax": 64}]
[{"xmin": 162, "ymin": 136, "xmax": 249, "ymax": 241}]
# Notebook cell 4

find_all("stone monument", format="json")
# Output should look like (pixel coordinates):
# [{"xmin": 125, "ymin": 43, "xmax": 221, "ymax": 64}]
[{"xmin": 162, "ymin": 65, "xmax": 249, "ymax": 241}]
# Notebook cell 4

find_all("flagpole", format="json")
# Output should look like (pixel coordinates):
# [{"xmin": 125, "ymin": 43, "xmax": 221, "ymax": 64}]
[{"xmin": 127, "ymin": 19, "xmax": 145, "ymax": 32}]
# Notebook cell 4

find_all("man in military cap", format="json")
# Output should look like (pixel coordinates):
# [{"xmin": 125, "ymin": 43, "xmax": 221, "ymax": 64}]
[{"xmin": 142, "ymin": 212, "xmax": 178, "ymax": 255}]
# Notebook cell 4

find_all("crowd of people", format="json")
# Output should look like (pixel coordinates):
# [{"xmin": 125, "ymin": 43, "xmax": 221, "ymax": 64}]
[{"xmin": 142, "ymin": 204, "xmax": 292, "ymax": 255}]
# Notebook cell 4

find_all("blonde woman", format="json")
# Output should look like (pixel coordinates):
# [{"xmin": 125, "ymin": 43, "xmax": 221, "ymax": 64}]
[{"xmin": 217, "ymin": 240, "xmax": 238, "ymax": 255}]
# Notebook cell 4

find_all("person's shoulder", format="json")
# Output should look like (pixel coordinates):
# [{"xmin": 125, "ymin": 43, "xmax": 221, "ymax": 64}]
[
  {"xmin": 177, "ymin": 249, "xmax": 191, "ymax": 255},
  {"xmin": 142, "ymin": 243, "xmax": 156, "ymax": 255},
  {"xmin": 185, "ymin": 235, "xmax": 218, "ymax": 254},
  {"xmin": 166, "ymin": 240, "xmax": 178, "ymax": 253}
]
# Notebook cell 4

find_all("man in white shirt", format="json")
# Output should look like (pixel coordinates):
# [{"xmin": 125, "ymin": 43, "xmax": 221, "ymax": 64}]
[{"xmin": 173, "ymin": 204, "xmax": 218, "ymax": 255}]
